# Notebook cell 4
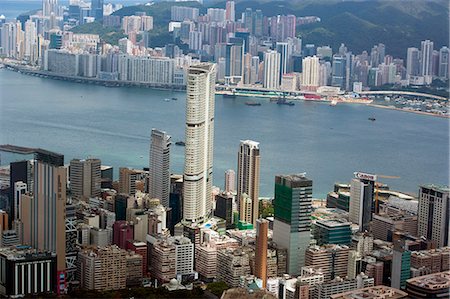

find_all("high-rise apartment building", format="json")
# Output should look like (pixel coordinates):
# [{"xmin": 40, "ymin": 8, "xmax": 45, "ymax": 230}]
[
  {"xmin": 417, "ymin": 185, "xmax": 449, "ymax": 248},
  {"xmin": 421, "ymin": 40, "xmax": 434, "ymax": 84},
  {"xmin": 20, "ymin": 160, "xmax": 67, "ymax": 293},
  {"xmin": 273, "ymin": 174, "xmax": 312, "ymax": 276},
  {"xmin": 149, "ymin": 128, "xmax": 171, "ymax": 207},
  {"xmin": 237, "ymin": 140, "xmax": 260, "ymax": 225},
  {"xmin": 263, "ymin": 50, "xmax": 280, "ymax": 89},
  {"xmin": 439, "ymin": 46, "xmax": 449, "ymax": 79},
  {"xmin": 305, "ymin": 245, "xmax": 350, "ymax": 281},
  {"xmin": 224, "ymin": 169, "xmax": 236, "ymax": 193},
  {"xmin": 217, "ymin": 248, "xmax": 251, "ymax": 287},
  {"xmin": 302, "ymin": 56, "xmax": 320, "ymax": 91},
  {"xmin": 183, "ymin": 63, "xmax": 216, "ymax": 224},
  {"xmin": 225, "ymin": 1, "xmax": 235, "ymax": 22},
  {"xmin": 349, "ymin": 172, "xmax": 376, "ymax": 232},
  {"xmin": 255, "ymin": 219, "xmax": 268, "ymax": 288},
  {"xmin": 69, "ymin": 158, "xmax": 101, "ymax": 201},
  {"xmin": 77, "ymin": 245, "xmax": 127, "ymax": 291}
]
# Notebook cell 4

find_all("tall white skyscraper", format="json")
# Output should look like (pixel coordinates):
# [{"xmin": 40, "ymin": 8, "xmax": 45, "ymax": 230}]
[
  {"xmin": 263, "ymin": 50, "xmax": 280, "ymax": 89},
  {"xmin": 225, "ymin": 1, "xmax": 235, "ymax": 22},
  {"xmin": 301, "ymin": 55, "xmax": 320, "ymax": 91},
  {"xmin": 149, "ymin": 128, "xmax": 171, "ymax": 208},
  {"xmin": 421, "ymin": 40, "xmax": 434, "ymax": 84},
  {"xmin": 183, "ymin": 63, "xmax": 216, "ymax": 224},
  {"xmin": 42, "ymin": 0, "xmax": 59, "ymax": 17},
  {"xmin": 237, "ymin": 140, "xmax": 260, "ymax": 225}
]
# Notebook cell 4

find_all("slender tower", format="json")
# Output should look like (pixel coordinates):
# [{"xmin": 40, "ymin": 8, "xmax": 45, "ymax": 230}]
[
  {"xmin": 237, "ymin": 140, "xmax": 260, "ymax": 225},
  {"xmin": 255, "ymin": 218, "xmax": 268, "ymax": 288},
  {"xmin": 149, "ymin": 128, "xmax": 171, "ymax": 207},
  {"xmin": 183, "ymin": 63, "xmax": 216, "ymax": 224}
]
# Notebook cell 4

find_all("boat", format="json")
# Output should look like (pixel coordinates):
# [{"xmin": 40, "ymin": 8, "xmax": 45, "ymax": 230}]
[
  {"xmin": 171, "ymin": 97, "xmax": 178, "ymax": 101},
  {"xmin": 223, "ymin": 93, "xmax": 236, "ymax": 98},
  {"xmin": 277, "ymin": 98, "xmax": 295, "ymax": 106},
  {"xmin": 368, "ymin": 117, "xmax": 376, "ymax": 121},
  {"xmin": 245, "ymin": 101, "xmax": 261, "ymax": 106},
  {"xmin": 164, "ymin": 98, "xmax": 171, "ymax": 102},
  {"xmin": 330, "ymin": 100, "xmax": 338, "ymax": 106},
  {"xmin": 175, "ymin": 141, "xmax": 185, "ymax": 146}
]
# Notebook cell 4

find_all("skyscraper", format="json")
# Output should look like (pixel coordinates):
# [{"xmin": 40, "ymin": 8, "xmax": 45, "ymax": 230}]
[
  {"xmin": 149, "ymin": 128, "xmax": 171, "ymax": 208},
  {"xmin": 349, "ymin": 172, "xmax": 376, "ymax": 232},
  {"xmin": 42, "ymin": 0, "xmax": 59, "ymax": 17},
  {"xmin": 302, "ymin": 56, "xmax": 320, "ymax": 91},
  {"xmin": 421, "ymin": 40, "xmax": 434, "ymax": 84},
  {"xmin": 255, "ymin": 218, "xmax": 268, "ymax": 288},
  {"xmin": 263, "ymin": 50, "xmax": 280, "ymax": 89},
  {"xmin": 331, "ymin": 55, "xmax": 346, "ymax": 89},
  {"xmin": 224, "ymin": 169, "xmax": 236, "ymax": 193},
  {"xmin": 417, "ymin": 184, "xmax": 449, "ymax": 248},
  {"xmin": 406, "ymin": 47, "xmax": 421, "ymax": 78},
  {"xmin": 69, "ymin": 158, "xmax": 101, "ymax": 201},
  {"xmin": 21, "ymin": 160, "xmax": 67, "ymax": 293},
  {"xmin": 183, "ymin": 63, "xmax": 216, "ymax": 224},
  {"xmin": 237, "ymin": 140, "xmax": 260, "ymax": 225},
  {"xmin": 439, "ymin": 46, "xmax": 449, "ymax": 79},
  {"xmin": 273, "ymin": 174, "xmax": 312, "ymax": 276},
  {"xmin": 276, "ymin": 42, "xmax": 290, "ymax": 83},
  {"xmin": 225, "ymin": 1, "xmax": 235, "ymax": 22},
  {"xmin": 91, "ymin": 0, "xmax": 104, "ymax": 21}
]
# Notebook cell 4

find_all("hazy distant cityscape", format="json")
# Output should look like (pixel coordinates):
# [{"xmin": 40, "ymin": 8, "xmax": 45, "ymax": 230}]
[{"xmin": 0, "ymin": 0, "xmax": 449, "ymax": 298}]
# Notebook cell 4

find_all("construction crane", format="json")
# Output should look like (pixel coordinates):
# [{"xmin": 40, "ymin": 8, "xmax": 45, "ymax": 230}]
[{"xmin": 374, "ymin": 174, "xmax": 400, "ymax": 214}]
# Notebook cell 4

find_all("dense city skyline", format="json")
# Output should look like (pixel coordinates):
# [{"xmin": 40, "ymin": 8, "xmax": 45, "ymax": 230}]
[{"xmin": 0, "ymin": 0, "xmax": 449, "ymax": 298}]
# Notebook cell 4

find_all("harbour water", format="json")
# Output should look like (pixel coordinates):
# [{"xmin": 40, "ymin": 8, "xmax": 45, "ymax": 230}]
[{"xmin": 0, "ymin": 69, "xmax": 448, "ymax": 198}]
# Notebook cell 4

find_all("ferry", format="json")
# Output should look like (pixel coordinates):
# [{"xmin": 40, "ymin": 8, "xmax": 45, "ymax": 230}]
[
  {"xmin": 245, "ymin": 101, "xmax": 261, "ymax": 106},
  {"xmin": 171, "ymin": 97, "xmax": 178, "ymax": 101},
  {"xmin": 175, "ymin": 141, "xmax": 185, "ymax": 146}
]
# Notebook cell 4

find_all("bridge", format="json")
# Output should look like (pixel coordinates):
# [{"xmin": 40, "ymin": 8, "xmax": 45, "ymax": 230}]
[{"xmin": 359, "ymin": 90, "xmax": 447, "ymax": 101}]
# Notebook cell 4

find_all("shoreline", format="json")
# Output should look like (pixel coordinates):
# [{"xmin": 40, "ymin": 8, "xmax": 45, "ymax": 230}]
[
  {"xmin": 367, "ymin": 103, "xmax": 450, "ymax": 119},
  {"xmin": 2, "ymin": 63, "xmax": 448, "ymax": 119}
]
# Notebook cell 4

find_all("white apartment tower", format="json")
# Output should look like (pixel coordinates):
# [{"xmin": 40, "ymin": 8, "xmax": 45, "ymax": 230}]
[
  {"xmin": 237, "ymin": 140, "xmax": 260, "ymax": 225},
  {"xmin": 183, "ymin": 63, "xmax": 216, "ymax": 224},
  {"xmin": 421, "ymin": 40, "xmax": 434, "ymax": 84},
  {"xmin": 302, "ymin": 56, "xmax": 320, "ymax": 91},
  {"xmin": 149, "ymin": 128, "xmax": 171, "ymax": 208},
  {"xmin": 263, "ymin": 50, "xmax": 280, "ymax": 89}
]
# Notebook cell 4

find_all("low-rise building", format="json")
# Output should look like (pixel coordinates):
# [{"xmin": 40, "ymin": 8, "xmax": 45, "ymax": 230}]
[
  {"xmin": 405, "ymin": 271, "xmax": 450, "ymax": 298},
  {"xmin": 330, "ymin": 286, "xmax": 408, "ymax": 299}
]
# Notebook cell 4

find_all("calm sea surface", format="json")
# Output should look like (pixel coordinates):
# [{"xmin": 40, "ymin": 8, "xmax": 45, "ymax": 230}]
[{"xmin": 0, "ymin": 69, "xmax": 449, "ymax": 198}]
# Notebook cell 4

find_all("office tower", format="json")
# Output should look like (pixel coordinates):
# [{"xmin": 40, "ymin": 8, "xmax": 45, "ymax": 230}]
[
  {"xmin": 312, "ymin": 219, "xmax": 352, "ymax": 246},
  {"xmin": 302, "ymin": 56, "xmax": 320, "ymax": 91},
  {"xmin": 114, "ymin": 194, "xmax": 129, "ymax": 221},
  {"xmin": 91, "ymin": 0, "xmax": 103, "ymax": 20},
  {"xmin": 224, "ymin": 169, "xmax": 236, "ymax": 193},
  {"xmin": 250, "ymin": 56, "xmax": 260, "ymax": 84},
  {"xmin": 217, "ymin": 248, "xmax": 251, "ymax": 287},
  {"xmin": 113, "ymin": 220, "xmax": 134, "ymax": 249},
  {"xmin": 417, "ymin": 185, "xmax": 449, "ymax": 248},
  {"xmin": 392, "ymin": 240, "xmax": 411, "ymax": 289},
  {"xmin": 78, "ymin": 246, "xmax": 127, "ymax": 291},
  {"xmin": 372, "ymin": 211, "xmax": 417, "ymax": 242},
  {"xmin": 263, "ymin": 50, "xmax": 280, "ymax": 89},
  {"xmin": 119, "ymin": 167, "xmax": 139, "ymax": 196},
  {"xmin": 276, "ymin": 42, "xmax": 290, "ymax": 83},
  {"xmin": 421, "ymin": 40, "xmax": 434, "ymax": 83},
  {"xmin": 69, "ymin": 158, "xmax": 101, "ymax": 201},
  {"xmin": 255, "ymin": 219, "xmax": 269, "ymax": 288},
  {"xmin": 225, "ymin": 1, "xmax": 235, "ymax": 22},
  {"xmin": 149, "ymin": 129, "xmax": 171, "ymax": 208},
  {"xmin": 214, "ymin": 192, "xmax": 234, "ymax": 228},
  {"xmin": 439, "ymin": 46, "xmax": 449, "ymax": 79},
  {"xmin": 65, "ymin": 203, "xmax": 78, "ymax": 283},
  {"xmin": 182, "ymin": 63, "xmax": 216, "ymax": 224},
  {"xmin": 237, "ymin": 140, "xmax": 260, "ymax": 225},
  {"xmin": 225, "ymin": 43, "xmax": 244, "ymax": 82},
  {"xmin": 347, "ymin": 250, "xmax": 362, "ymax": 279},
  {"xmin": 273, "ymin": 174, "xmax": 312, "ymax": 276},
  {"xmin": 349, "ymin": 172, "xmax": 376, "ymax": 232},
  {"xmin": 406, "ymin": 47, "xmax": 421, "ymax": 78},
  {"xmin": 20, "ymin": 160, "xmax": 66, "ymax": 293},
  {"xmin": 331, "ymin": 55, "xmax": 346, "ymax": 89},
  {"xmin": 9, "ymin": 160, "xmax": 31, "ymax": 224},
  {"xmin": 305, "ymin": 244, "xmax": 350, "ymax": 281},
  {"xmin": 0, "ymin": 247, "xmax": 57, "ymax": 298}
]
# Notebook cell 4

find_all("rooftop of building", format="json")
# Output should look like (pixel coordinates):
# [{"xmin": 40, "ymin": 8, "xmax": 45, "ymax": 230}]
[
  {"xmin": 406, "ymin": 271, "xmax": 450, "ymax": 290},
  {"xmin": 330, "ymin": 286, "xmax": 408, "ymax": 299},
  {"xmin": 306, "ymin": 244, "xmax": 350, "ymax": 253},
  {"xmin": 420, "ymin": 184, "xmax": 450, "ymax": 193},
  {"xmin": 0, "ymin": 246, "xmax": 56, "ymax": 260},
  {"xmin": 240, "ymin": 140, "xmax": 260, "ymax": 148},
  {"xmin": 315, "ymin": 219, "xmax": 351, "ymax": 228}
]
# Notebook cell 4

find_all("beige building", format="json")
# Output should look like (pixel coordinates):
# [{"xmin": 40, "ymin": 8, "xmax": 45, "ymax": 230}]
[
  {"xmin": 78, "ymin": 245, "xmax": 127, "ymax": 291},
  {"xmin": 126, "ymin": 252, "xmax": 143, "ymax": 286},
  {"xmin": 217, "ymin": 248, "xmax": 251, "ymax": 287},
  {"xmin": 305, "ymin": 245, "xmax": 350, "ymax": 281},
  {"xmin": 69, "ymin": 158, "xmax": 101, "ymax": 201},
  {"xmin": 237, "ymin": 140, "xmax": 260, "ymax": 225}
]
